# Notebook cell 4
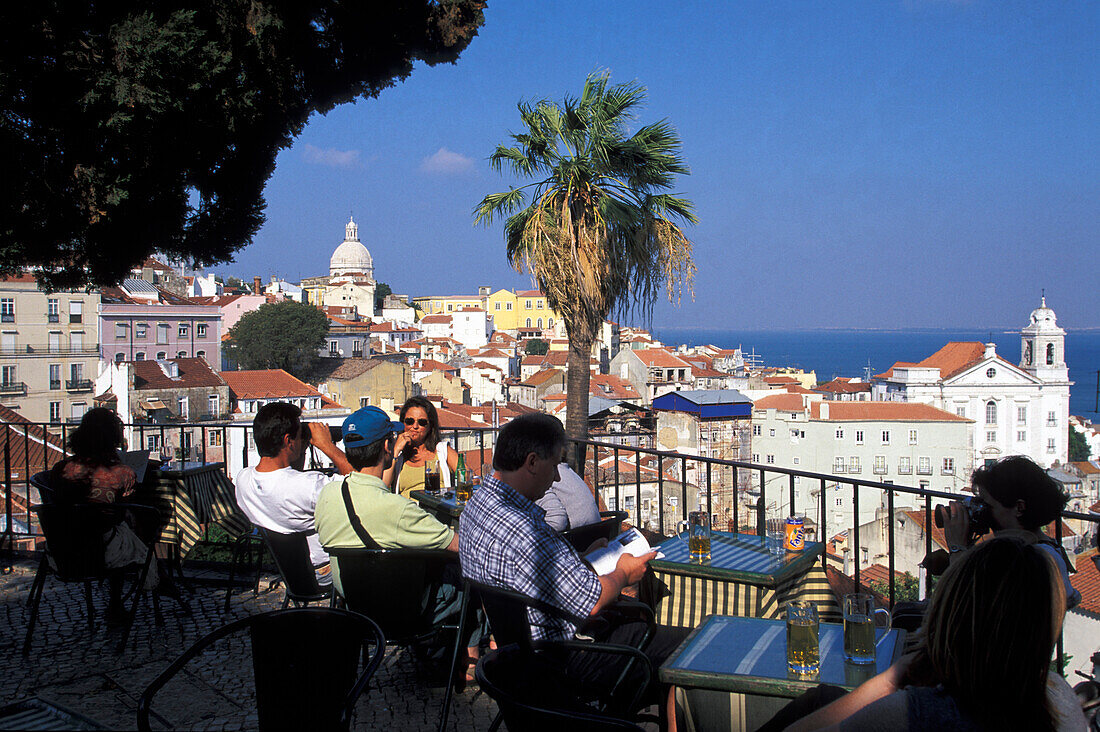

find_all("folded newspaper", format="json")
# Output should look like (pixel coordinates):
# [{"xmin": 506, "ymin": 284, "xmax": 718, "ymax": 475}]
[{"xmin": 584, "ymin": 527, "xmax": 665, "ymax": 576}]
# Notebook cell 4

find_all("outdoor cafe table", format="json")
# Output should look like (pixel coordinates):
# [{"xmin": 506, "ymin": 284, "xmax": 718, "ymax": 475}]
[
  {"xmin": 151, "ymin": 461, "xmax": 250, "ymax": 555},
  {"xmin": 660, "ymin": 614, "xmax": 907, "ymax": 732},
  {"xmin": 409, "ymin": 489, "xmax": 463, "ymax": 528},
  {"xmin": 649, "ymin": 531, "xmax": 841, "ymax": 628}
]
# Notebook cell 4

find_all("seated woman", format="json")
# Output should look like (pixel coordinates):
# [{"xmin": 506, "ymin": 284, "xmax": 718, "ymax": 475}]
[
  {"xmin": 50, "ymin": 407, "xmax": 137, "ymax": 504},
  {"xmin": 383, "ymin": 396, "xmax": 459, "ymax": 499},
  {"xmin": 779, "ymin": 536, "xmax": 1085, "ymax": 731}
]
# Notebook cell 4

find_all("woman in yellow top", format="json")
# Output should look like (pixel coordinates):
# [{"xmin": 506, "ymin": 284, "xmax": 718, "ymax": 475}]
[{"xmin": 384, "ymin": 396, "xmax": 460, "ymax": 499}]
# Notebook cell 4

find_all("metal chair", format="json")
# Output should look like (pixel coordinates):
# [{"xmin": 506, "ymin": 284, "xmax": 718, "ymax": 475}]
[
  {"xmin": 137, "ymin": 607, "xmax": 384, "ymax": 732},
  {"xmin": 257, "ymin": 527, "xmax": 333, "ymax": 608},
  {"xmin": 562, "ymin": 510, "xmax": 629, "ymax": 552},
  {"xmin": 326, "ymin": 547, "xmax": 471, "ymax": 732},
  {"xmin": 476, "ymin": 644, "xmax": 647, "ymax": 732},
  {"xmin": 467, "ymin": 579, "xmax": 656, "ymax": 729},
  {"xmin": 0, "ymin": 696, "xmax": 108, "ymax": 730},
  {"xmin": 29, "ymin": 471, "xmax": 58, "ymax": 504},
  {"xmin": 23, "ymin": 502, "xmax": 162, "ymax": 655}
]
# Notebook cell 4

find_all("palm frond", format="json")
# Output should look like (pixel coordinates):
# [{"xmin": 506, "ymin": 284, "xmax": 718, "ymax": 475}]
[{"xmin": 473, "ymin": 188, "xmax": 528, "ymax": 227}]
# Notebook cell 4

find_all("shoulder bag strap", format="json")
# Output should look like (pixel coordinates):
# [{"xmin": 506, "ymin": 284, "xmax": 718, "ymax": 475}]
[{"xmin": 340, "ymin": 477, "xmax": 382, "ymax": 550}]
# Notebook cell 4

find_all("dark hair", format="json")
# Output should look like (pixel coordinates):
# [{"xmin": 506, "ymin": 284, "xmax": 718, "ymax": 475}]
[
  {"xmin": 253, "ymin": 402, "xmax": 302, "ymax": 458},
  {"xmin": 345, "ymin": 437, "xmax": 389, "ymax": 471},
  {"xmin": 68, "ymin": 407, "xmax": 125, "ymax": 464},
  {"xmin": 972, "ymin": 455, "xmax": 1067, "ymax": 530},
  {"xmin": 910, "ymin": 536, "xmax": 1059, "ymax": 731},
  {"xmin": 493, "ymin": 413, "xmax": 566, "ymax": 472},
  {"xmin": 399, "ymin": 396, "xmax": 442, "ymax": 451}
]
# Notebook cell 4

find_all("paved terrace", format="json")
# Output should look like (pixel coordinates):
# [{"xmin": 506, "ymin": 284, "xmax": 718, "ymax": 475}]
[{"xmin": 0, "ymin": 556, "xmax": 654, "ymax": 731}]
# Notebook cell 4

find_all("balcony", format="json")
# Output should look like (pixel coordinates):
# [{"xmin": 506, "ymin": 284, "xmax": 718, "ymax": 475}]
[
  {"xmin": 0, "ymin": 381, "xmax": 27, "ymax": 396},
  {"xmin": 65, "ymin": 378, "xmax": 93, "ymax": 392},
  {"xmin": 0, "ymin": 344, "xmax": 100, "ymax": 356},
  {"xmin": 49, "ymin": 379, "xmax": 61, "ymax": 390}
]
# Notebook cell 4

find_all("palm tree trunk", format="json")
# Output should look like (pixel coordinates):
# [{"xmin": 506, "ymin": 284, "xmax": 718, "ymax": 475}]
[{"xmin": 565, "ymin": 333, "xmax": 594, "ymax": 476}]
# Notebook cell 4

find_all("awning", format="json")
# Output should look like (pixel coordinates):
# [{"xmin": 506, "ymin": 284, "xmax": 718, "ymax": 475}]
[{"xmin": 139, "ymin": 399, "xmax": 167, "ymax": 411}]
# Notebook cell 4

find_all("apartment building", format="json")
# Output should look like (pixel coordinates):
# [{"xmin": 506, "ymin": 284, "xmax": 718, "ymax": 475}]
[
  {"xmin": 610, "ymin": 347, "xmax": 694, "ymax": 405},
  {"xmin": 99, "ymin": 280, "xmax": 222, "ymax": 367},
  {"xmin": 0, "ymin": 274, "xmax": 101, "ymax": 424}
]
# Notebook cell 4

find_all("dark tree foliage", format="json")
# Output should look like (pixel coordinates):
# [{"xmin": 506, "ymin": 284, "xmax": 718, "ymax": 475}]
[
  {"xmin": 1, "ymin": 1, "xmax": 486, "ymax": 290},
  {"xmin": 524, "ymin": 338, "xmax": 549, "ymax": 355},
  {"xmin": 1069, "ymin": 426, "xmax": 1090, "ymax": 462},
  {"xmin": 226, "ymin": 300, "xmax": 329, "ymax": 379}
]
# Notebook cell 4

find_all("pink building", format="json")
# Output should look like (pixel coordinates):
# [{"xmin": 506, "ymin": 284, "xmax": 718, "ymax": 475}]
[
  {"xmin": 99, "ymin": 280, "xmax": 222, "ymax": 367},
  {"xmin": 189, "ymin": 293, "xmax": 268, "ymax": 333}
]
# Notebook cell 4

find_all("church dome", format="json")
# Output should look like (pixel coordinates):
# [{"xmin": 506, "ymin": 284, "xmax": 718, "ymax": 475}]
[
  {"xmin": 1027, "ymin": 295, "xmax": 1058, "ymax": 329},
  {"xmin": 329, "ymin": 216, "xmax": 373, "ymax": 279}
]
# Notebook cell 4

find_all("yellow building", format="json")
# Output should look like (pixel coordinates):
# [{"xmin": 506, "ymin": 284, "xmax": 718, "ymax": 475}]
[
  {"xmin": 413, "ymin": 294, "xmax": 486, "ymax": 317},
  {"xmin": 485, "ymin": 289, "xmax": 561, "ymax": 333}
]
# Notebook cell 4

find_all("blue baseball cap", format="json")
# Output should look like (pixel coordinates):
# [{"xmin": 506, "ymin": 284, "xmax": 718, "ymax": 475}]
[{"xmin": 341, "ymin": 406, "xmax": 404, "ymax": 448}]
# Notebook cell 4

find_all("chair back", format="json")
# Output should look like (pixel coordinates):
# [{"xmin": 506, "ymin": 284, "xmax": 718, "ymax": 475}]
[
  {"xmin": 32, "ymin": 503, "xmax": 147, "ymax": 581},
  {"xmin": 562, "ymin": 511, "xmax": 628, "ymax": 552},
  {"xmin": 250, "ymin": 609, "xmax": 382, "ymax": 731},
  {"xmin": 259, "ymin": 527, "xmax": 329, "ymax": 603},
  {"xmin": 465, "ymin": 579, "xmax": 586, "ymax": 652},
  {"xmin": 476, "ymin": 645, "xmax": 645, "ymax": 731},
  {"xmin": 326, "ymin": 547, "xmax": 454, "ymax": 644},
  {"xmin": 30, "ymin": 471, "xmax": 58, "ymax": 504}
]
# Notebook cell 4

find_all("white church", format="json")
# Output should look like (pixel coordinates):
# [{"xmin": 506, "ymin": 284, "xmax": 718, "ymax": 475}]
[
  {"xmin": 300, "ymin": 217, "xmax": 376, "ymax": 318},
  {"xmin": 872, "ymin": 297, "xmax": 1072, "ymax": 468}
]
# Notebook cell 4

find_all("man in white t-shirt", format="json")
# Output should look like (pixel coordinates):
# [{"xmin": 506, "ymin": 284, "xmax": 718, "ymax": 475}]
[{"xmin": 235, "ymin": 401, "xmax": 352, "ymax": 585}]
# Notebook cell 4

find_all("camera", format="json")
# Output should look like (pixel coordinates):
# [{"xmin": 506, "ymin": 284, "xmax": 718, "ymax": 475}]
[
  {"xmin": 299, "ymin": 422, "xmax": 343, "ymax": 444},
  {"xmin": 933, "ymin": 496, "xmax": 993, "ymax": 538}
]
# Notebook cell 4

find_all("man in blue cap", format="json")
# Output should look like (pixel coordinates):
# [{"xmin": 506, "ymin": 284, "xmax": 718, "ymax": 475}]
[{"xmin": 314, "ymin": 405, "xmax": 481, "ymax": 676}]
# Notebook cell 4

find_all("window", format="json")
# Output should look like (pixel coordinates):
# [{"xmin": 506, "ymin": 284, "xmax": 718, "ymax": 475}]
[
  {"xmin": 526, "ymin": 318, "xmax": 532, "ymax": 328},
  {"xmin": 135, "ymin": 323, "xmax": 147, "ymax": 339},
  {"xmin": 835, "ymin": 497, "xmax": 843, "ymax": 507},
  {"xmin": 69, "ymin": 363, "xmax": 83, "ymax": 381},
  {"xmin": 1047, "ymin": 411, "xmax": 1056, "ymax": 427},
  {"xmin": 178, "ymin": 324, "xmax": 189, "ymax": 338},
  {"xmin": 70, "ymin": 402, "xmax": 87, "ymax": 420},
  {"xmin": 881, "ymin": 430, "xmax": 890, "ymax": 445},
  {"xmin": 985, "ymin": 400, "xmax": 997, "ymax": 424},
  {"xmin": 849, "ymin": 456, "xmax": 861, "ymax": 473},
  {"xmin": 537, "ymin": 318, "xmax": 543, "ymax": 329},
  {"xmin": 178, "ymin": 396, "xmax": 189, "ymax": 419},
  {"xmin": 835, "ymin": 428, "xmax": 844, "ymax": 440},
  {"xmin": 766, "ymin": 454, "xmax": 775, "ymax": 464},
  {"xmin": 908, "ymin": 429, "xmax": 917, "ymax": 445},
  {"xmin": 918, "ymin": 457, "xmax": 931, "ymax": 475},
  {"xmin": 1017, "ymin": 430, "xmax": 1026, "ymax": 442},
  {"xmin": 47, "ymin": 298, "xmax": 59, "ymax": 323},
  {"xmin": 176, "ymin": 351, "xmax": 187, "ymax": 359},
  {"xmin": 506, "ymin": 302, "xmax": 512, "ymax": 311},
  {"xmin": 752, "ymin": 453, "xmax": 759, "ymax": 463},
  {"xmin": 1, "ymin": 365, "xmax": 16, "ymax": 385},
  {"xmin": 49, "ymin": 401, "xmax": 61, "ymax": 423},
  {"xmin": 209, "ymin": 431, "xmax": 222, "ymax": 447},
  {"xmin": 537, "ymin": 299, "xmax": 544, "ymax": 309},
  {"xmin": 1047, "ymin": 438, "xmax": 1056, "ymax": 453},
  {"xmin": 898, "ymin": 456, "xmax": 912, "ymax": 474},
  {"xmin": 942, "ymin": 458, "xmax": 955, "ymax": 475},
  {"xmin": 548, "ymin": 318, "xmax": 554, "ymax": 328},
  {"xmin": 328, "ymin": 341, "xmax": 338, "ymax": 354},
  {"xmin": 197, "ymin": 323, "xmax": 207, "ymax": 338},
  {"xmin": 874, "ymin": 455, "xmax": 886, "ymax": 474},
  {"xmin": 1046, "ymin": 343, "xmax": 1054, "ymax": 365},
  {"xmin": 48, "ymin": 364, "xmax": 60, "ymax": 390},
  {"xmin": 196, "ymin": 350, "xmax": 205, "ymax": 360},
  {"xmin": 70, "ymin": 331, "xmax": 83, "ymax": 351},
  {"xmin": 446, "ymin": 304, "xmax": 453, "ymax": 311},
  {"xmin": 986, "ymin": 367, "xmax": 996, "ymax": 378},
  {"xmin": 1015, "ymin": 406, "xmax": 1026, "ymax": 424},
  {"xmin": 135, "ymin": 352, "xmax": 145, "ymax": 361},
  {"xmin": 855, "ymin": 430, "xmax": 864, "ymax": 445},
  {"xmin": 752, "ymin": 424, "xmax": 761, "ymax": 436},
  {"xmin": 68, "ymin": 300, "xmax": 82, "ymax": 323},
  {"xmin": 156, "ymin": 324, "xmax": 169, "ymax": 344},
  {"xmin": 956, "ymin": 406, "xmax": 966, "ymax": 418},
  {"xmin": 156, "ymin": 351, "xmax": 166, "ymax": 360},
  {"xmin": 115, "ymin": 323, "xmax": 128, "ymax": 339},
  {"xmin": 986, "ymin": 431, "xmax": 997, "ymax": 443},
  {"xmin": 0, "ymin": 298, "xmax": 13, "ymax": 323},
  {"xmin": 525, "ymin": 300, "xmax": 532, "ymax": 309},
  {"xmin": 494, "ymin": 302, "xmax": 501, "ymax": 311},
  {"xmin": 834, "ymin": 456, "xmax": 845, "ymax": 473},
  {"xmin": 208, "ymin": 394, "xmax": 219, "ymax": 416},
  {"xmin": 114, "ymin": 352, "xmax": 125, "ymax": 363}
]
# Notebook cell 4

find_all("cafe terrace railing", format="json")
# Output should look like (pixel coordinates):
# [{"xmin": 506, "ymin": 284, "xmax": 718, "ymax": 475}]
[{"xmin": 3, "ymin": 421, "xmax": 1097, "ymax": 615}]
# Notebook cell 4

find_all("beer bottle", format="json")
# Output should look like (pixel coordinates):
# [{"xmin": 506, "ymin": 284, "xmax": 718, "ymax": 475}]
[{"xmin": 455, "ymin": 453, "xmax": 467, "ymax": 486}]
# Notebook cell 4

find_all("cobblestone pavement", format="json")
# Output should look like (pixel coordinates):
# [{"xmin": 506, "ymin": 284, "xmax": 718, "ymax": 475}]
[{"xmin": 0, "ymin": 558, "xmax": 505, "ymax": 730}]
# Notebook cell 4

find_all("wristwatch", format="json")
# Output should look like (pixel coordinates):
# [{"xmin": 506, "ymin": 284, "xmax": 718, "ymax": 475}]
[{"xmin": 948, "ymin": 543, "xmax": 966, "ymax": 554}]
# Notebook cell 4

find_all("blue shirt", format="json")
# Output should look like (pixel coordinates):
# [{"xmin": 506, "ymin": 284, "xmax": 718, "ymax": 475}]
[{"xmin": 459, "ymin": 474, "xmax": 602, "ymax": 641}]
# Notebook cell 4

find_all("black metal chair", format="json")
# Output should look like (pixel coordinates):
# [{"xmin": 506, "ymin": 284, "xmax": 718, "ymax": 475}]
[
  {"xmin": 562, "ymin": 510, "xmax": 629, "ymax": 552},
  {"xmin": 476, "ymin": 644, "xmax": 647, "ymax": 732},
  {"xmin": 257, "ymin": 527, "xmax": 333, "ymax": 608},
  {"xmin": 30, "ymin": 470, "xmax": 58, "ymax": 504},
  {"xmin": 23, "ymin": 502, "xmax": 162, "ymax": 655},
  {"xmin": 467, "ymin": 579, "xmax": 656, "ymax": 728},
  {"xmin": 326, "ymin": 547, "xmax": 470, "ymax": 732},
  {"xmin": 137, "ymin": 607, "xmax": 385, "ymax": 732}
]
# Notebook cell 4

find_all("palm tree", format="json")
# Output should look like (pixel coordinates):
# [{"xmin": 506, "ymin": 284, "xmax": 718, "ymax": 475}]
[{"xmin": 475, "ymin": 70, "xmax": 696, "ymax": 469}]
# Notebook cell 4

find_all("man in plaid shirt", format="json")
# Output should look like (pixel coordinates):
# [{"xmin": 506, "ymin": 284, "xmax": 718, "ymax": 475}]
[{"xmin": 460, "ymin": 413, "xmax": 687, "ymax": 714}]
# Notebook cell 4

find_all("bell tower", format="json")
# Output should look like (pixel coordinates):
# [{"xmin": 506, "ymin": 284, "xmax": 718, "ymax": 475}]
[{"xmin": 1020, "ymin": 294, "xmax": 1067, "ymax": 383}]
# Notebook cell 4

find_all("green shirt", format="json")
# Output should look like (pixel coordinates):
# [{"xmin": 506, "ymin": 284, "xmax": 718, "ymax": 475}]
[{"xmin": 314, "ymin": 471, "xmax": 454, "ymax": 594}]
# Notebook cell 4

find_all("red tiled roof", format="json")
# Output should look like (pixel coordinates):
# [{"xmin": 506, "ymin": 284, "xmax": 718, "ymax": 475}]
[
  {"xmin": 590, "ymin": 374, "xmax": 641, "ymax": 400},
  {"xmin": 516, "ymin": 290, "xmax": 543, "ymax": 297},
  {"xmin": 0, "ymin": 273, "xmax": 39, "ymax": 283},
  {"xmin": 754, "ymin": 394, "xmax": 805, "ymax": 411},
  {"xmin": 1071, "ymin": 549, "xmax": 1100, "ymax": 614},
  {"xmin": 814, "ymin": 402, "xmax": 971, "ymax": 422},
  {"xmin": 220, "ymin": 369, "xmax": 323, "ymax": 400},
  {"xmin": 416, "ymin": 359, "xmax": 455, "ymax": 373},
  {"xmin": 815, "ymin": 378, "xmax": 871, "ymax": 394},
  {"xmin": 0, "ymin": 405, "xmax": 67, "ymax": 479},
  {"xmin": 877, "ymin": 342, "xmax": 998, "ymax": 381},
  {"xmin": 132, "ymin": 358, "xmax": 226, "ymax": 390},
  {"xmin": 1070, "ymin": 461, "xmax": 1100, "ymax": 476},
  {"xmin": 524, "ymin": 368, "xmax": 564, "ymax": 387},
  {"xmin": 763, "ymin": 376, "xmax": 799, "ymax": 385},
  {"xmin": 632, "ymin": 348, "xmax": 690, "ymax": 369}
]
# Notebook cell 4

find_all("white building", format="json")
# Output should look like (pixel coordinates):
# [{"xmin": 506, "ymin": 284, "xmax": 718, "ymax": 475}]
[
  {"xmin": 752, "ymin": 394, "xmax": 974, "ymax": 530},
  {"xmin": 872, "ymin": 297, "xmax": 1071, "ymax": 469},
  {"xmin": 450, "ymin": 307, "xmax": 493, "ymax": 350},
  {"xmin": 609, "ymin": 347, "xmax": 694, "ymax": 405}
]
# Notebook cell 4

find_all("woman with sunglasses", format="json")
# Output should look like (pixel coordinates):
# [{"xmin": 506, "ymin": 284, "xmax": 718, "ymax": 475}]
[{"xmin": 384, "ymin": 396, "xmax": 459, "ymax": 499}]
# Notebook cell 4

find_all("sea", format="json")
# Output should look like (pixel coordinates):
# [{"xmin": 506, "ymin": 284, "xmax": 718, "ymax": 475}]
[{"xmin": 651, "ymin": 326, "xmax": 1100, "ymax": 420}]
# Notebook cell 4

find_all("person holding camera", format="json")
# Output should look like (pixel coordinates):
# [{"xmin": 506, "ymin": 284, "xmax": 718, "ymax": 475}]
[
  {"xmin": 942, "ymin": 455, "xmax": 1080, "ymax": 608},
  {"xmin": 235, "ymin": 402, "xmax": 352, "ymax": 586}
]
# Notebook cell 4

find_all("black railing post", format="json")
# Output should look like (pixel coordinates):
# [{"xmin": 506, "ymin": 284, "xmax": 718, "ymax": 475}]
[
  {"xmin": 635, "ymin": 455, "xmax": 642, "ymax": 530},
  {"xmin": 789, "ymin": 474, "xmax": 796, "ymax": 521},
  {"xmin": 887, "ymin": 487, "xmax": 896, "ymax": 607},
  {"xmin": 705, "ymin": 460, "xmax": 712, "ymax": 523},
  {"xmin": 853, "ymin": 482, "xmax": 860, "ymax": 593},
  {"xmin": 200, "ymin": 427, "xmax": 207, "ymax": 464},
  {"xmin": 221, "ymin": 427, "xmax": 229, "ymax": 477},
  {"xmin": 680, "ymin": 456, "xmax": 687, "ymax": 519},
  {"xmin": 923, "ymin": 495, "xmax": 933, "ymax": 600},
  {"xmin": 819, "ymin": 477, "xmax": 827, "ymax": 571},
  {"xmin": 757, "ymin": 468, "xmax": 766, "ymax": 536},
  {"xmin": 613, "ymin": 446, "xmax": 621, "ymax": 520},
  {"xmin": 3, "ymin": 426, "xmax": 12, "ymax": 572},
  {"xmin": 657, "ymin": 454, "xmax": 665, "ymax": 535}
]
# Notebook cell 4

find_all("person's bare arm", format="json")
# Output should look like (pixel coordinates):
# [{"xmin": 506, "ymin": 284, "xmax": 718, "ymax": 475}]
[
  {"xmin": 446, "ymin": 445, "xmax": 459, "ymax": 473},
  {"xmin": 784, "ymin": 654, "xmax": 913, "ymax": 732},
  {"xmin": 591, "ymin": 550, "xmax": 655, "ymax": 616},
  {"xmin": 307, "ymin": 422, "xmax": 352, "ymax": 476}
]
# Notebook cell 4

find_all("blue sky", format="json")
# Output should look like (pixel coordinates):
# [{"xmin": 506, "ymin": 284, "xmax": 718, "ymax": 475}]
[{"xmin": 219, "ymin": 1, "xmax": 1099, "ymax": 331}]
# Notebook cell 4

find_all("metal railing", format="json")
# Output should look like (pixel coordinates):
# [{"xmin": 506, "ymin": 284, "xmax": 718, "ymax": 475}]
[
  {"xmin": 0, "ymin": 345, "xmax": 101, "ymax": 356},
  {"xmin": 64, "ymin": 379, "xmax": 93, "ymax": 392},
  {"xmin": 0, "ymin": 382, "xmax": 27, "ymax": 396}
]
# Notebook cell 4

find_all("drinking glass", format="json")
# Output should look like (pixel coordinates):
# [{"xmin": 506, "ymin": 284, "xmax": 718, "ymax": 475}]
[
  {"xmin": 766, "ymin": 518, "xmax": 786, "ymax": 558},
  {"xmin": 786, "ymin": 601, "xmax": 820, "ymax": 674},
  {"xmin": 455, "ymin": 477, "xmax": 472, "ymax": 505},
  {"xmin": 424, "ymin": 463, "xmax": 442, "ymax": 495},
  {"xmin": 843, "ymin": 593, "xmax": 891, "ymax": 664},
  {"xmin": 677, "ymin": 510, "xmax": 711, "ymax": 563}
]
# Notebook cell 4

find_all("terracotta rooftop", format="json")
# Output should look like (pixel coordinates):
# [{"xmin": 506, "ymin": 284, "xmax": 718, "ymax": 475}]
[
  {"xmin": 877, "ymin": 341, "xmax": 1004, "ymax": 381},
  {"xmin": 0, "ymin": 405, "xmax": 67, "ymax": 479},
  {"xmin": 753, "ymin": 394, "xmax": 806, "ymax": 412},
  {"xmin": 632, "ymin": 348, "xmax": 691, "ymax": 369},
  {"xmin": 523, "ymin": 368, "xmax": 565, "ymax": 387},
  {"xmin": 590, "ymin": 374, "xmax": 641, "ymax": 400},
  {"xmin": 815, "ymin": 378, "xmax": 871, "ymax": 394},
  {"xmin": 420, "ymin": 314, "xmax": 452, "ymax": 324},
  {"xmin": 1070, "ymin": 549, "xmax": 1100, "ymax": 616},
  {"xmin": 220, "ymin": 369, "xmax": 326, "ymax": 401},
  {"xmin": 132, "ymin": 358, "xmax": 226, "ymax": 390}
]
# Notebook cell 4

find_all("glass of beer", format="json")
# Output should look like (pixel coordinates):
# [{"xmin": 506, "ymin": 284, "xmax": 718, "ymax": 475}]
[
  {"xmin": 843, "ymin": 593, "xmax": 890, "ymax": 664},
  {"xmin": 455, "ymin": 480, "xmax": 471, "ymax": 505},
  {"xmin": 424, "ymin": 463, "xmax": 442, "ymax": 495},
  {"xmin": 678, "ymin": 510, "xmax": 711, "ymax": 563},
  {"xmin": 786, "ymin": 601, "xmax": 820, "ymax": 674}
]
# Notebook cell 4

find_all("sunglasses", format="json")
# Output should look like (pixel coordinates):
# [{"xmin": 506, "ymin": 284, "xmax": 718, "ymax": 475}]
[{"xmin": 403, "ymin": 418, "xmax": 430, "ymax": 427}]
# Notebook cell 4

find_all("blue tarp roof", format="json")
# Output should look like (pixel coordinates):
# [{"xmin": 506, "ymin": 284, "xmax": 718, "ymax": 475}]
[{"xmin": 652, "ymin": 389, "xmax": 753, "ymax": 419}]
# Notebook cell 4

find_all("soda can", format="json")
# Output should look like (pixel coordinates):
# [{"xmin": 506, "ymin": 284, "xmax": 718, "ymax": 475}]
[{"xmin": 784, "ymin": 516, "xmax": 805, "ymax": 552}]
